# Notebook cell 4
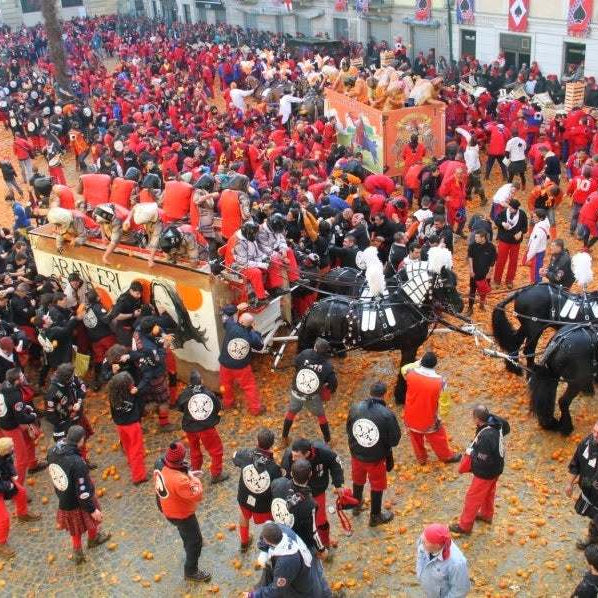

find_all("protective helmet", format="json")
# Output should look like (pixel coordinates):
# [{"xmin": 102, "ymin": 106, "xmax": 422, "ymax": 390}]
[
  {"xmin": 93, "ymin": 203, "xmax": 116, "ymax": 223},
  {"xmin": 241, "ymin": 220, "xmax": 259, "ymax": 242},
  {"xmin": 124, "ymin": 167, "xmax": 141, "ymax": 181},
  {"xmin": 131, "ymin": 202, "xmax": 159, "ymax": 225},
  {"xmin": 159, "ymin": 226, "xmax": 183, "ymax": 252},
  {"xmin": 141, "ymin": 173, "xmax": 161, "ymax": 190},
  {"xmin": 267, "ymin": 213, "xmax": 286, "ymax": 234},
  {"xmin": 194, "ymin": 173, "xmax": 215, "ymax": 192},
  {"xmin": 47, "ymin": 207, "xmax": 73, "ymax": 231},
  {"xmin": 33, "ymin": 176, "xmax": 53, "ymax": 198},
  {"xmin": 82, "ymin": 106, "xmax": 92, "ymax": 118}
]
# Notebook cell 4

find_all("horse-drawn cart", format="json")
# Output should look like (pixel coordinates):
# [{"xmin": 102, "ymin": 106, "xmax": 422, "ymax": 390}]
[{"xmin": 28, "ymin": 224, "xmax": 293, "ymax": 386}]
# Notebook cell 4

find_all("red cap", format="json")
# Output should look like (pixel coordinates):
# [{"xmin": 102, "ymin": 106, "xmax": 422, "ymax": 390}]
[{"xmin": 165, "ymin": 442, "xmax": 186, "ymax": 468}]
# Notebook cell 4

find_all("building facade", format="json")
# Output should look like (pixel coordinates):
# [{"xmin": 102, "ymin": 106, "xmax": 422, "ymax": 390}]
[
  {"xmin": 163, "ymin": 0, "xmax": 598, "ymax": 77},
  {"xmin": 0, "ymin": 0, "xmax": 117, "ymax": 28}
]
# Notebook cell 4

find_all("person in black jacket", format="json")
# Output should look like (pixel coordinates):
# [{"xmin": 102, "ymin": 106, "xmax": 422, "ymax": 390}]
[
  {"xmin": 107, "ymin": 371, "xmax": 147, "ymax": 485},
  {"xmin": 281, "ymin": 438, "xmax": 344, "ymax": 549},
  {"xmin": 346, "ymin": 381, "xmax": 401, "ymax": 527},
  {"xmin": 44, "ymin": 363, "xmax": 90, "ymax": 443},
  {"xmin": 107, "ymin": 281, "xmax": 143, "ymax": 345},
  {"xmin": 0, "ymin": 437, "xmax": 40, "ymax": 558},
  {"xmin": 33, "ymin": 308, "xmax": 82, "ymax": 387},
  {"xmin": 270, "ymin": 459, "xmax": 326, "ymax": 556},
  {"xmin": 47, "ymin": 425, "xmax": 111, "ymax": 565},
  {"xmin": 493, "ymin": 199, "xmax": 529, "ymax": 289},
  {"xmin": 466, "ymin": 230, "xmax": 497, "ymax": 315},
  {"xmin": 450, "ymin": 404, "xmax": 510, "ymax": 535},
  {"xmin": 572, "ymin": 544, "xmax": 598, "ymax": 598},
  {"xmin": 176, "ymin": 369, "xmax": 228, "ymax": 484},
  {"xmin": 541, "ymin": 239, "xmax": 575, "ymax": 289},
  {"xmin": 281, "ymin": 338, "xmax": 338, "ymax": 446},
  {"xmin": 567, "ymin": 421, "xmax": 598, "ymax": 550},
  {"xmin": 0, "ymin": 367, "xmax": 46, "ymax": 485},
  {"xmin": 82, "ymin": 289, "xmax": 117, "ymax": 390},
  {"xmin": 233, "ymin": 428, "xmax": 283, "ymax": 552}
]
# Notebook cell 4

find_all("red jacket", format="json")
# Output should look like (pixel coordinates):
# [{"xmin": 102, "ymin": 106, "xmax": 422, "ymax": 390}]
[
  {"xmin": 580, "ymin": 192, "xmax": 598, "ymax": 236},
  {"xmin": 486, "ymin": 124, "xmax": 507, "ymax": 156},
  {"xmin": 13, "ymin": 138, "xmax": 33, "ymax": 160},
  {"xmin": 155, "ymin": 466, "xmax": 203, "ymax": 520},
  {"xmin": 567, "ymin": 176, "xmax": 598, "ymax": 205},
  {"xmin": 403, "ymin": 366, "xmax": 444, "ymax": 432}
]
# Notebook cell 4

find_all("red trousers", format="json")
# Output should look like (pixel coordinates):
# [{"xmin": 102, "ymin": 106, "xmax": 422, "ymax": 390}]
[
  {"xmin": 267, "ymin": 250, "xmax": 299, "ymax": 288},
  {"xmin": 241, "ymin": 267, "xmax": 267, "ymax": 299},
  {"xmin": 458, "ymin": 475, "xmax": 497, "ymax": 532},
  {"xmin": 1, "ymin": 427, "xmax": 36, "ymax": 485},
  {"xmin": 164, "ymin": 348, "xmax": 178, "ymax": 405},
  {"xmin": 494, "ymin": 241, "xmax": 520, "ymax": 285},
  {"xmin": 293, "ymin": 292, "xmax": 318, "ymax": 317},
  {"xmin": 186, "ymin": 427, "xmax": 223, "ymax": 476},
  {"xmin": 408, "ymin": 425, "xmax": 453, "ymax": 464},
  {"xmin": 219, "ymin": 364, "xmax": 261, "ymax": 414},
  {"xmin": 116, "ymin": 422, "xmax": 147, "ymax": 483},
  {"xmin": 351, "ymin": 457, "xmax": 387, "ymax": 491},
  {"xmin": 49, "ymin": 165, "xmax": 67, "ymax": 185},
  {"xmin": 91, "ymin": 334, "xmax": 117, "ymax": 364},
  {"xmin": 0, "ymin": 482, "xmax": 27, "ymax": 544},
  {"xmin": 313, "ymin": 491, "xmax": 330, "ymax": 547}
]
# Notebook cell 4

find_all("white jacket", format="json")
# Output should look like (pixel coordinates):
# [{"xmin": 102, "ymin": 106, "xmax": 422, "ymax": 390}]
[
  {"xmin": 456, "ymin": 128, "xmax": 481, "ymax": 173},
  {"xmin": 526, "ymin": 218, "xmax": 550, "ymax": 261}
]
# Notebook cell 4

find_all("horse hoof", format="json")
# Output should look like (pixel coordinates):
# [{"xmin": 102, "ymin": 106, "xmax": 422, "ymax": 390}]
[
  {"xmin": 559, "ymin": 423, "xmax": 574, "ymax": 436},
  {"xmin": 540, "ymin": 419, "xmax": 560, "ymax": 431}
]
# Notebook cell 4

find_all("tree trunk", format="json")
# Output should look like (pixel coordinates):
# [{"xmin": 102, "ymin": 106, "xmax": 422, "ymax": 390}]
[{"xmin": 40, "ymin": 0, "xmax": 71, "ymax": 97}]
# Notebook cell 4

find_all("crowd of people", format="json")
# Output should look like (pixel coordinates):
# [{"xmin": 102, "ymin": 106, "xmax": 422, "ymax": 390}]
[{"xmin": 0, "ymin": 12, "xmax": 595, "ymax": 596}]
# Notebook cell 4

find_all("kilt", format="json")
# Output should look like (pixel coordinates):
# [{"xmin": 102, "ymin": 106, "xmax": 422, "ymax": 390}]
[
  {"xmin": 56, "ymin": 497, "xmax": 99, "ymax": 536},
  {"xmin": 142, "ymin": 375, "xmax": 169, "ymax": 404}
]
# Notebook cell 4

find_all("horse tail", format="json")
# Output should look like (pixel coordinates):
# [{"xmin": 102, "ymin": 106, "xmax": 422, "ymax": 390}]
[
  {"xmin": 528, "ymin": 365, "xmax": 559, "ymax": 429},
  {"xmin": 491, "ymin": 289, "xmax": 525, "ymax": 353}
]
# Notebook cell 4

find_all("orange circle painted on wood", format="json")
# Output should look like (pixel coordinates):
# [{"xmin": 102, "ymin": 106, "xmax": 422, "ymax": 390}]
[
  {"xmin": 175, "ymin": 283, "xmax": 203, "ymax": 312},
  {"xmin": 94, "ymin": 287, "xmax": 114, "ymax": 310},
  {"xmin": 133, "ymin": 278, "xmax": 152, "ymax": 304}
]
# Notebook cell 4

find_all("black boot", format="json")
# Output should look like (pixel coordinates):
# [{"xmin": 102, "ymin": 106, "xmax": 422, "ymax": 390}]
[
  {"xmin": 352, "ymin": 483, "xmax": 364, "ymax": 515},
  {"xmin": 369, "ymin": 490, "xmax": 393, "ymax": 527},
  {"xmin": 319, "ymin": 422, "xmax": 331, "ymax": 444},
  {"xmin": 281, "ymin": 417, "xmax": 293, "ymax": 445},
  {"xmin": 91, "ymin": 363, "xmax": 102, "ymax": 391}
]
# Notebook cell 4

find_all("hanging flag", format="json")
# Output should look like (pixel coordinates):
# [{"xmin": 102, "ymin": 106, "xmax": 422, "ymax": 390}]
[
  {"xmin": 284, "ymin": 0, "xmax": 293, "ymax": 11},
  {"xmin": 568, "ymin": 0, "xmax": 593, "ymax": 37},
  {"xmin": 415, "ymin": 0, "xmax": 432, "ymax": 21},
  {"xmin": 508, "ymin": 0, "xmax": 529, "ymax": 32},
  {"xmin": 355, "ymin": 0, "xmax": 369, "ymax": 14},
  {"xmin": 456, "ymin": 0, "xmax": 475, "ymax": 25},
  {"xmin": 334, "ymin": 0, "xmax": 348, "ymax": 10}
]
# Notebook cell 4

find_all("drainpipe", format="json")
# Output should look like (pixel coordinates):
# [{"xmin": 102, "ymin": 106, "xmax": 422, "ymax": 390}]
[{"xmin": 447, "ymin": 0, "xmax": 454, "ymax": 65}]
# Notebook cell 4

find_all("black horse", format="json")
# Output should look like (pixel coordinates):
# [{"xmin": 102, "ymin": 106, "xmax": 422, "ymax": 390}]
[
  {"xmin": 492, "ymin": 283, "xmax": 598, "ymax": 373},
  {"xmin": 297, "ymin": 250, "xmax": 464, "ymax": 404},
  {"xmin": 306, "ymin": 267, "xmax": 402, "ymax": 298},
  {"xmin": 528, "ymin": 323, "xmax": 598, "ymax": 435}
]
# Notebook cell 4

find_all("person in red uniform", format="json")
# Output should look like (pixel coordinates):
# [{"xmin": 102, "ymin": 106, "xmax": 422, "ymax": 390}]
[
  {"xmin": 77, "ymin": 171, "xmax": 111, "ymax": 211},
  {"xmin": 107, "ymin": 371, "xmax": 148, "ymax": 485},
  {"xmin": 484, "ymin": 123, "xmax": 508, "ymax": 181},
  {"xmin": 219, "ymin": 187, "xmax": 243, "ymax": 240},
  {"xmin": 578, "ymin": 191, "xmax": 598, "ymax": 249},
  {"xmin": 402, "ymin": 352, "xmax": 461, "ymax": 465},
  {"xmin": 450, "ymin": 405, "xmax": 510, "ymax": 535},
  {"xmin": 0, "ymin": 367, "xmax": 47, "ymax": 486},
  {"xmin": 400, "ymin": 134, "xmax": 426, "ymax": 178},
  {"xmin": 52, "ymin": 184, "xmax": 76, "ymax": 209},
  {"xmin": 154, "ymin": 442, "xmax": 211, "ymax": 583},
  {"xmin": 233, "ymin": 428, "xmax": 283, "ymax": 552},
  {"xmin": 567, "ymin": 166, "xmax": 598, "ymax": 236},
  {"xmin": 47, "ymin": 425, "xmax": 111, "ymax": 564},
  {"xmin": 0, "ymin": 437, "xmax": 41, "ymax": 559},
  {"xmin": 219, "ymin": 307, "xmax": 265, "ymax": 416},
  {"xmin": 176, "ymin": 370, "xmax": 229, "ymax": 484},
  {"xmin": 439, "ymin": 167, "xmax": 467, "ymax": 236}
]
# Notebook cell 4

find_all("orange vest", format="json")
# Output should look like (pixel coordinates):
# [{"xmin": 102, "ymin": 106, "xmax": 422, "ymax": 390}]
[
  {"xmin": 219, "ymin": 189, "xmax": 242, "ymax": 239},
  {"xmin": 109, "ymin": 178, "xmax": 136, "ymax": 208},
  {"xmin": 81, "ymin": 173, "xmax": 111, "ymax": 208},
  {"xmin": 155, "ymin": 466, "xmax": 203, "ymax": 520},
  {"xmin": 189, "ymin": 195, "xmax": 200, "ymax": 229},
  {"xmin": 55, "ymin": 185, "xmax": 75, "ymax": 210},
  {"xmin": 139, "ymin": 188, "xmax": 155, "ymax": 203},
  {"xmin": 403, "ymin": 369, "xmax": 443, "ymax": 432},
  {"xmin": 162, "ymin": 180, "xmax": 193, "ymax": 222}
]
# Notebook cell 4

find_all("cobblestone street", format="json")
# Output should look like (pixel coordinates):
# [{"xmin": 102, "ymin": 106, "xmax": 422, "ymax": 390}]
[{"xmin": 0, "ymin": 86, "xmax": 594, "ymax": 598}]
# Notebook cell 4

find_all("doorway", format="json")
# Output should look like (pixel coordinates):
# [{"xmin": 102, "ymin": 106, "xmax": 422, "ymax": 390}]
[
  {"xmin": 460, "ymin": 29, "xmax": 476, "ymax": 58},
  {"xmin": 500, "ymin": 33, "xmax": 531, "ymax": 71}
]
